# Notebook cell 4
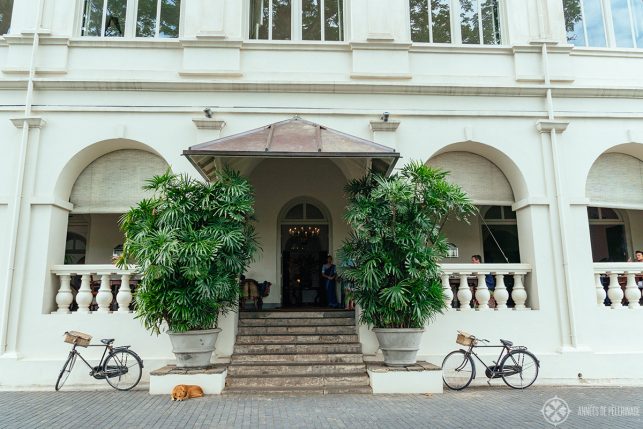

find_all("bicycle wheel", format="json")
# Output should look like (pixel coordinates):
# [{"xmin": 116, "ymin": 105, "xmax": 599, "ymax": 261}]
[
  {"xmin": 442, "ymin": 350, "xmax": 475, "ymax": 390},
  {"xmin": 103, "ymin": 349, "xmax": 143, "ymax": 391},
  {"xmin": 55, "ymin": 351, "xmax": 77, "ymax": 391},
  {"xmin": 500, "ymin": 349, "xmax": 539, "ymax": 389}
]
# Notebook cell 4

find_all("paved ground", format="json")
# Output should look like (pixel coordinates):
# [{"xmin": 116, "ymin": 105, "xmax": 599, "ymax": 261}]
[{"xmin": 0, "ymin": 386, "xmax": 641, "ymax": 428}]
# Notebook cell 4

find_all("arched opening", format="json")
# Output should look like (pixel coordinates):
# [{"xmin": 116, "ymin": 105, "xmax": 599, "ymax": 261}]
[
  {"xmin": 64, "ymin": 148, "xmax": 169, "ymax": 264},
  {"xmin": 586, "ymin": 152, "xmax": 643, "ymax": 262},
  {"xmin": 279, "ymin": 200, "xmax": 331, "ymax": 307}
]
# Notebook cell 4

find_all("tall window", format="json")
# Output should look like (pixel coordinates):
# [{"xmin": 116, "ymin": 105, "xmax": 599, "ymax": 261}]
[
  {"xmin": 0, "ymin": 0, "xmax": 15, "ymax": 35},
  {"xmin": 81, "ymin": 0, "xmax": 180, "ymax": 38},
  {"xmin": 564, "ymin": 0, "xmax": 643, "ymax": 48},
  {"xmin": 249, "ymin": 0, "xmax": 344, "ymax": 41},
  {"xmin": 409, "ymin": 0, "xmax": 501, "ymax": 45},
  {"xmin": 481, "ymin": 205, "xmax": 520, "ymax": 263},
  {"xmin": 587, "ymin": 207, "xmax": 628, "ymax": 262}
]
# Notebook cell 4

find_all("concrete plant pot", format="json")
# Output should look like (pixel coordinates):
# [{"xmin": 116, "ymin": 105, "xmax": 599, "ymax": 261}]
[
  {"xmin": 372, "ymin": 328, "xmax": 425, "ymax": 367},
  {"xmin": 167, "ymin": 328, "xmax": 221, "ymax": 368}
]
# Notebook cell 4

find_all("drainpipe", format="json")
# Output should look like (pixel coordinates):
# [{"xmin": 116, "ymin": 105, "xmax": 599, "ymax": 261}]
[
  {"xmin": 0, "ymin": 0, "xmax": 45, "ymax": 355},
  {"xmin": 538, "ymin": 42, "xmax": 578, "ymax": 348}
]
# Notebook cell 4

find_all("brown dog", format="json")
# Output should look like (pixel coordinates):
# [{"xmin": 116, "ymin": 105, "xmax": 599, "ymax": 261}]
[{"xmin": 170, "ymin": 384, "xmax": 204, "ymax": 401}]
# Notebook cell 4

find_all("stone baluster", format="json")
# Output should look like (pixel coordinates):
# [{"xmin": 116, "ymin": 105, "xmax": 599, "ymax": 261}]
[
  {"xmin": 116, "ymin": 274, "xmax": 133, "ymax": 312},
  {"xmin": 624, "ymin": 272, "xmax": 641, "ymax": 309},
  {"xmin": 55, "ymin": 275, "xmax": 73, "ymax": 314},
  {"xmin": 595, "ymin": 273, "xmax": 606, "ymax": 306},
  {"xmin": 511, "ymin": 273, "xmax": 527, "ymax": 310},
  {"xmin": 607, "ymin": 272, "xmax": 624, "ymax": 309},
  {"xmin": 474, "ymin": 273, "xmax": 490, "ymax": 311},
  {"xmin": 441, "ymin": 274, "xmax": 453, "ymax": 309},
  {"xmin": 76, "ymin": 274, "xmax": 93, "ymax": 313},
  {"xmin": 96, "ymin": 274, "xmax": 113, "ymax": 313},
  {"xmin": 457, "ymin": 273, "xmax": 472, "ymax": 311},
  {"xmin": 494, "ymin": 273, "xmax": 509, "ymax": 310}
]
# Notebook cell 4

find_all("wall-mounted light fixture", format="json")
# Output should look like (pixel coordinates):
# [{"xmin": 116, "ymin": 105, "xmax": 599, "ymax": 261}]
[
  {"xmin": 380, "ymin": 112, "xmax": 390, "ymax": 122},
  {"xmin": 203, "ymin": 107, "xmax": 213, "ymax": 118}
]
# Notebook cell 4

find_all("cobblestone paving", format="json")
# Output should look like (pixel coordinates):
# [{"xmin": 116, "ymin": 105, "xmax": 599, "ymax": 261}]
[{"xmin": 0, "ymin": 386, "xmax": 641, "ymax": 428}]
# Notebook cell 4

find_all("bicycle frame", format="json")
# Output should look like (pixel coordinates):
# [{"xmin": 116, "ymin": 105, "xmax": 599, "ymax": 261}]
[
  {"xmin": 68, "ymin": 343, "xmax": 113, "ymax": 378},
  {"xmin": 462, "ymin": 343, "xmax": 513, "ymax": 379}
]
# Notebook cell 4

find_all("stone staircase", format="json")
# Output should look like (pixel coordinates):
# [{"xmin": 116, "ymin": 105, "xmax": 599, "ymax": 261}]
[{"xmin": 225, "ymin": 310, "xmax": 372, "ymax": 394}]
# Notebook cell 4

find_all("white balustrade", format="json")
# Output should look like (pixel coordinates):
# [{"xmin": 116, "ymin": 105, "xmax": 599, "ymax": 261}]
[
  {"xmin": 593, "ymin": 263, "xmax": 643, "ymax": 310},
  {"xmin": 440, "ymin": 264, "xmax": 532, "ymax": 311},
  {"xmin": 51, "ymin": 265, "xmax": 139, "ymax": 314}
]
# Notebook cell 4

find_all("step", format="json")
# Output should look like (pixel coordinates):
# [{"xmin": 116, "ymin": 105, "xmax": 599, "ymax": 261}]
[
  {"xmin": 235, "ymin": 334, "xmax": 359, "ymax": 344},
  {"xmin": 227, "ymin": 362, "xmax": 367, "ymax": 376},
  {"xmin": 240, "ymin": 310, "xmax": 354, "ymax": 319},
  {"xmin": 237, "ymin": 325, "xmax": 356, "ymax": 335},
  {"xmin": 239, "ymin": 317, "xmax": 355, "ymax": 327},
  {"xmin": 233, "ymin": 343, "xmax": 362, "ymax": 355},
  {"xmin": 231, "ymin": 353, "xmax": 364, "ymax": 364},
  {"xmin": 226, "ymin": 374, "xmax": 370, "ymax": 389},
  {"xmin": 224, "ymin": 385, "xmax": 373, "ymax": 395}
]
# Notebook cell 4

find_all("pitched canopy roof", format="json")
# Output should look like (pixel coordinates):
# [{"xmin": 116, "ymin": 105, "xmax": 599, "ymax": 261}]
[{"xmin": 183, "ymin": 117, "xmax": 399, "ymax": 181}]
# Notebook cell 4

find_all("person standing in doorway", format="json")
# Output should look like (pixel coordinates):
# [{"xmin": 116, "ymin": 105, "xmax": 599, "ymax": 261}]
[{"xmin": 322, "ymin": 255, "xmax": 338, "ymax": 308}]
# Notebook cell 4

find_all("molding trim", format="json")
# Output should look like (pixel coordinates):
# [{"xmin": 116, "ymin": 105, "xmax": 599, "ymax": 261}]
[
  {"xmin": 513, "ymin": 197, "xmax": 551, "ymax": 211},
  {"xmin": 369, "ymin": 121, "xmax": 400, "ymax": 132},
  {"xmin": 536, "ymin": 120, "xmax": 569, "ymax": 134},
  {"xmin": 0, "ymin": 196, "xmax": 9, "ymax": 205},
  {"xmin": 178, "ymin": 70, "xmax": 243, "ymax": 78},
  {"xmin": 30, "ymin": 196, "xmax": 74, "ymax": 212},
  {"xmin": 350, "ymin": 73, "xmax": 412, "ymax": 80},
  {"xmin": 10, "ymin": 117, "xmax": 46, "ymax": 129},
  {"xmin": 2, "ymin": 67, "xmax": 67, "ymax": 75},
  {"xmin": 193, "ymin": 119, "xmax": 226, "ymax": 130},
  {"xmin": 582, "ymin": 200, "xmax": 643, "ymax": 210},
  {"xmin": 351, "ymin": 41, "xmax": 411, "ymax": 50}
]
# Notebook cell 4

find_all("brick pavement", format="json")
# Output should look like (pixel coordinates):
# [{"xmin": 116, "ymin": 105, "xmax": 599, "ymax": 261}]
[{"xmin": 0, "ymin": 386, "xmax": 641, "ymax": 428}]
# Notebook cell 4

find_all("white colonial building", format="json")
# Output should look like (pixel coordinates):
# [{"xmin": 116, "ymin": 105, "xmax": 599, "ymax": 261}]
[{"xmin": 0, "ymin": 0, "xmax": 642, "ymax": 389}]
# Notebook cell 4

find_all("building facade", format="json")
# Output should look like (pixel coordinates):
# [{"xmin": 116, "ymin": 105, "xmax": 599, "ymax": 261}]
[{"xmin": 0, "ymin": 0, "xmax": 642, "ymax": 388}]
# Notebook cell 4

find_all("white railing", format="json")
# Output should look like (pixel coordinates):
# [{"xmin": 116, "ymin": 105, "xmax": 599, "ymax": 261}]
[
  {"xmin": 439, "ymin": 264, "xmax": 532, "ymax": 311},
  {"xmin": 51, "ymin": 265, "xmax": 140, "ymax": 314},
  {"xmin": 593, "ymin": 263, "xmax": 643, "ymax": 309}
]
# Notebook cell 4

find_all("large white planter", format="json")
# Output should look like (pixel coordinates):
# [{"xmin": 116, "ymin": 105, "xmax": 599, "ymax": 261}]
[
  {"xmin": 167, "ymin": 328, "xmax": 221, "ymax": 368},
  {"xmin": 373, "ymin": 328, "xmax": 425, "ymax": 367}
]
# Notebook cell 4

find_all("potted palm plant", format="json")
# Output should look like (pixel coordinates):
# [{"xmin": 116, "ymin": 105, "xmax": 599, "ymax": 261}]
[
  {"xmin": 339, "ymin": 161, "xmax": 474, "ymax": 366},
  {"xmin": 117, "ymin": 170, "xmax": 257, "ymax": 368}
]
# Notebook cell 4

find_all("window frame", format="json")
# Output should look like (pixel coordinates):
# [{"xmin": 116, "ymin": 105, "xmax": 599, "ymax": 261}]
[
  {"xmin": 246, "ymin": 0, "xmax": 347, "ymax": 42},
  {"xmin": 0, "ymin": 0, "xmax": 14, "ymax": 36},
  {"xmin": 408, "ymin": 0, "xmax": 504, "ymax": 45},
  {"xmin": 76, "ymin": 0, "xmax": 183, "ymax": 39},
  {"xmin": 564, "ymin": 0, "xmax": 643, "ymax": 49}
]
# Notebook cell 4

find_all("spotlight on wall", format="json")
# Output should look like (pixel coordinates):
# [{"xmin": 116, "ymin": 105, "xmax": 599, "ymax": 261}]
[
  {"xmin": 380, "ymin": 112, "xmax": 390, "ymax": 122},
  {"xmin": 203, "ymin": 107, "xmax": 213, "ymax": 118}
]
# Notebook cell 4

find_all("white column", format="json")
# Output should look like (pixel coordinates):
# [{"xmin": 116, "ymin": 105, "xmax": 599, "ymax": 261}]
[
  {"xmin": 96, "ymin": 274, "xmax": 113, "ymax": 313},
  {"xmin": 474, "ymin": 273, "xmax": 490, "ymax": 311},
  {"xmin": 457, "ymin": 273, "xmax": 472, "ymax": 311},
  {"xmin": 55, "ymin": 275, "xmax": 73, "ymax": 314},
  {"xmin": 512, "ymin": 274, "xmax": 528, "ymax": 310},
  {"xmin": 116, "ymin": 274, "xmax": 133, "ymax": 313},
  {"xmin": 75, "ymin": 274, "xmax": 93, "ymax": 313},
  {"xmin": 441, "ymin": 274, "xmax": 453, "ymax": 309},
  {"xmin": 595, "ymin": 273, "xmax": 606, "ymax": 307},
  {"xmin": 607, "ymin": 272, "xmax": 624, "ymax": 309},
  {"xmin": 494, "ymin": 273, "xmax": 509, "ymax": 310},
  {"xmin": 624, "ymin": 272, "xmax": 641, "ymax": 309}
]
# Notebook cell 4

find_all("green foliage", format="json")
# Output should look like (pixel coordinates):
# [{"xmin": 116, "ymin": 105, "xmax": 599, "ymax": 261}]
[
  {"xmin": 338, "ymin": 161, "xmax": 474, "ymax": 329},
  {"xmin": 118, "ymin": 170, "xmax": 258, "ymax": 334}
]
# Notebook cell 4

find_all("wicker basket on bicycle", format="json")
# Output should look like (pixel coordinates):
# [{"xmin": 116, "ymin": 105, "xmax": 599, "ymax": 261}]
[
  {"xmin": 63, "ymin": 331, "xmax": 92, "ymax": 347},
  {"xmin": 456, "ymin": 330, "xmax": 477, "ymax": 346}
]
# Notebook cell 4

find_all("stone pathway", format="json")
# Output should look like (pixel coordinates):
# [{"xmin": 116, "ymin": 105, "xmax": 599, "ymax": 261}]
[{"xmin": 1, "ymin": 386, "xmax": 641, "ymax": 428}]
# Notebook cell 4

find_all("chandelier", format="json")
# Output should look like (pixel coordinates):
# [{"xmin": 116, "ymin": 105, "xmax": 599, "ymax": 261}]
[{"xmin": 288, "ymin": 226, "xmax": 320, "ymax": 239}]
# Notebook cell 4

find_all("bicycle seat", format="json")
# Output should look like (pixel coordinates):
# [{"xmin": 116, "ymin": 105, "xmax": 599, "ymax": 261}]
[
  {"xmin": 101, "ymin": 339, "xmax": 115, "ymax": 345},
  {"xmin": 500, "ymin": 339, "xmax": 513, "ymax": 347}
]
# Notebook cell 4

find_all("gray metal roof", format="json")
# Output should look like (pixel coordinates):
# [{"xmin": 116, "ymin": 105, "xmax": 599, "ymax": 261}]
[{"xmin": 183, "ymin": 117, "xmax": 400, "ymax": 180}]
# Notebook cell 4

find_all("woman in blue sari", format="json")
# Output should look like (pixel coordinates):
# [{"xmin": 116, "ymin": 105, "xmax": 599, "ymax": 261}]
[{"xmin": 322, "ymin": 255, "xmax": 338, "ymax": 308}]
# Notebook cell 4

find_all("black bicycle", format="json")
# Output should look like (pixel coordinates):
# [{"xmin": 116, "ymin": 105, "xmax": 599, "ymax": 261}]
[
  {"xmin": 442, "ymin": 331, "xmax": 540, "ymax": 390},
  {"xmin": 55, "ymin": 331, "xmax": 144, "ymax": 391}
]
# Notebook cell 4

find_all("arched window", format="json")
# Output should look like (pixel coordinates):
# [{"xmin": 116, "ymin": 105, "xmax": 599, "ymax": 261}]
[
  {"xmin": 284, "ymin": 202, "xmax": 327, "ymax": 221},
  {"xmin": 0, "ymin": 0, "xmax": 13, "ymax": 35},
  {"xmin": 588, "ymin": 207, "xmax": 628, "ymax": 262},
  {"xmin": 65, "ymin": 232, "xmax": 87, "ymax": 264},
  {"xmin": 249, "ymin": 0, "xmax": 344, "ymax": 41},
  {"xmin": 409, "ymin": 0, "xmax": 501, "ymax": 45},
  {"xmin": 480, "ymin": 205, "xmax": 520, "ymax": 263}
]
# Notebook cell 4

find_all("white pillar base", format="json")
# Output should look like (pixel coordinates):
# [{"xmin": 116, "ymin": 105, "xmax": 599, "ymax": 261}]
[{"xmin": 367, "ymin": 361, "xmax": 443, "ymax": 394}]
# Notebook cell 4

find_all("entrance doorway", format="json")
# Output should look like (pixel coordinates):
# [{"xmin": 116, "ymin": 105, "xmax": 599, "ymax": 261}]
[{"xmin": 280, "ymin": 201, "xmax": 329, "ymax": 307}]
